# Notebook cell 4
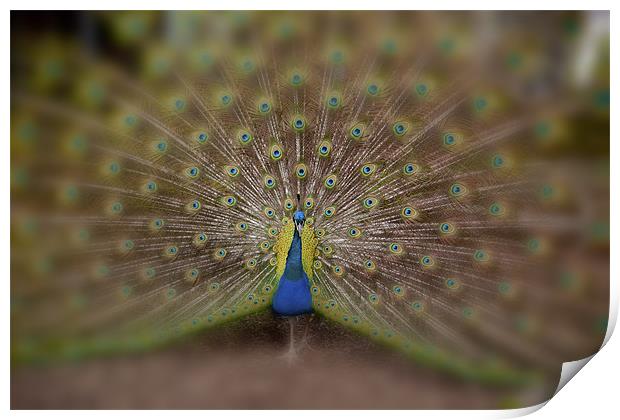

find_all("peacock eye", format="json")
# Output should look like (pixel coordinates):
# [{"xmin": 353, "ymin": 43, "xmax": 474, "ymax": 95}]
[
  {"xmin": 363, "ymin": 197, "xmax": 378, "ymax": 209},
  {"xmin": 439, "ymin": 222, "xmax": 455, "ymax": 235},
  {"xmin": 393, "ymin": 121, "xmax": 409, "ymax": 136},
  {"xmin": 403, "ymin": 163, "xmax": 418, "ymax": 175},
  {"xmin": 291, "ymin": 116, "xmax": 306, "ymax": 131},
  {"xmin": 155, "ymin": 140, "xmax": 168, "ymax": 151},
  {"xmin": 492, "ymin": 154, "xmax": 505, "ymax": 168},
  {"xmin": 367, "ymin": 83, "xmax": 379, "ymax": 96},
  {"xmin": 237, "ymin": 130, "xmax": 253, "ymax": 145},
  {"xmin": 449, "ymin": 183, "xmax": 467, "ymax": 197},
  {"xmin": 259, "ymin": 101, "xmax": 271, "ymax": 113},
  {"xmin": 295, "ymin": 163, "xmax": 307, "ymax": 178},
  {"xmin": 318, "ymin": 140, "xmax": 332, "ymax": 157},
  {"xmin": 412, "ymin": 301, "xmax": 424, "ymax": 312},
  {"xmin": 389, "ymin": 242, "xmax": 404, "ymax": 254}
]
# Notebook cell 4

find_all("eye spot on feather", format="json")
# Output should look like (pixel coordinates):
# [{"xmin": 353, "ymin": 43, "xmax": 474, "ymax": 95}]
[
  {"xmin": 415, "ymin": 82, "xmax": 429, "ymax": 97},
  {"xmin": 295, "ymin": 163, "xmax": 308, "ymax": 179},
  {"xmin": 368, "ymin": 293, "xmax": 379, "ymax": 304},
  {"xmin": 283, "ymin": 198, "xmax": 294, "ymax": 211},
  {"xmin": 439, "ymin": 222, "xmax": 455, "ymax": 235},
  {"xmin": 304, "ymin": 197, "xmax": 314, "ymax": 209},
  {"xmin": 185, "ymin": 268, "xmax": 199, "ymax": 283},
  {"xmin": 313, "ymin": 260, "xmax": 322, "ymax": 269},
  {"xmin": 171, "ymin": 97, "xmax": 186, "ymax": 113},
  {"xmin": 291, "ymin": 115, "xmax": 307, "ymax": 132},
  {"xmin": 411, "ymin": 301, "xmax": 425, "ymax": 313},
  {"xmin": 362, "ymin": 196, "xmax": 379, "ymax": 210},
  {"xmin": 324, "ymin": 174, "xmax": 338, "ymax": 189},
  {"xmin": 321, "ymin": 244, "xmax": 333, "ymax": 256},
  {"xmin": 329, "ymin": 48, "xmax": 345, "ymax": 64},
  {"xmin": 142, "ymin": 267, "xmax": 156, "ymax": 281},
  {"xmin": 264, "ymin": 207, "xmax": 276, "ymax": 218},
  {"xmin": 360, "ymin": 163, "xmax": 377, "ymax": 176},
  {"xmin": 489, "ymin": 202, "xmax": 505, "ymax": 216},
  {"xmin": 462, "ymin": 307, "xmax": 475, "ymax": 320},
  {"xmin": 392, "ymin": 285, "xmax": 404, "ymax": 296},
  {"xmin": 186, "ymin": 199, "xmax": 202, "ymax": 213},
  {"xmin": 473, "ymin": 96, "xmax": 488, "ymax": 112},
  {"xmin": 473, "ymin": 249, "xmax": 490, "ymax": 263},
  {"xmin": 527, "ymin": 238, "xmax": 547, "ymax": 255},
  {"xmin": 237, "ymin": 129, "xmax": 253, "ymax": 145},
  {"xmin": 402, "ymin": 163, "xmax": 419, "ymax": 176},
  {"xmin": 332, "ymin": 265, "xmax": 344, "ymax": 276},
  {"xmin": 235, "ymin": 221, "xmax": 248, "ymax": 233},
  {"xmin": 267, "ymin": 226, "xmax": 279, "ymax": 237},
  {"xmin": 263, "ymin": 284, "xmax": 273, "ymax": 294},
  {"xmin": 401, "ymin": 206, "xmax": 418, "ymax": 220},
  {"xmin": 289, "ymin": 71, "xmax": 304, "ymax": 86},
  {"xmin": 103, "ymin": 160, "xmax": 121, "ymax": 176},
  {"xmin": 163, "ymin": 244, "xmax": 179, "ymax": 259},
  {"xmin": 210, "ymin": 282, "xmax": 220, "ymax": 292},
  {"xmin": 326, "ymin": 92, "xmax": 342, "ymax": 109},
  {"xmin": 389, "ymin": 242, "xmax": 403, "ymax": 255},
  {"xmin": 214, "ymin": 248, "xmax": 227, "ymax": 260},
  {"xmin": 349, "ymin": 123, "xmax": 366, "ymax": 140},
  {"xmin": 491, "ymin": 153, "xmax": 506, "ymax": 169},
  {"xmin": 270, "ymin": 144, "xmax": 283, "ymax": 160},
  {"xmin": 449, "ymin": 182, "xmax": 467, "ymax": 198},
  {"xmin": 259, "ymin": 240, "xmax": 271, "ymax": 252},
  {"xmin": 269, "ymin": 257, "xmax": 277, "ymax": 266},
  {"xmin": 194, "ymin": 131, "xmax": 208, "ymax": 145},
  {"xmin": 221, "ymin": 195, "xmax": 237, "ymax": 207},
  {"xmin": 323, "ymin": 206, "xmax": 336, "ymax": 218},
  {"xmin": 119, "ymin": 239, "xmax": 135, "ymax": 254},
  {"xmin": 152, "ymin": 139, "xmax": 169, "ymax": 153},
  {"xmin": 445, "ymin": 278, "xmax": 460, "ymax": 290},
  {"xmin": 348, "ymin": 227, "xmax": 362, "ymax": 238},
  {"xmin": 420, "ymin": 255, "xmax": 435, "ymax": 268},
  {"xmin": 108, "ymin": 201, "xmax": 123, "ymax": 215},
  {"xmin": 366, "ymin": 82, "xmax": 380, "ymax": 96},
  {"xmin": 185, "ymin": 166, "xmax": 200, "ymax": 179},
  {"xmin": 245, "ymin": 258, "xmax": 257, "ymax": 270},
  {"xmin": 315, "ymin": 228, "xmax": 325, "ymax": 238},
  {"xmin": 311, "ymin": 286, "xmax": 321, "ymax": 295},
  {"xmin": 364, "ymin": 259, "xmax": 376, "ymax": 271},
  {"xmin": 218, "ymin": 91, "xmax": 233, "ymax": 107},
  {"xmin": 257, "ymin": 99, "xmax": 272, "ymax": 114},
  {"xmin": 442, "ymin": 132, "xmax": 462, "ymax": 148},
  {"xmin": 142, "ymin": 180, "xmax": 158, "ymax": 194},
  {"xmin": 150, "ymin": 218, "xmax": 164, "ymax": 231},
  {"xmin": 193, "ymin": 232, "xmax": 208, "ymax": 248},
  {"xmin": 317, "ymin": 140, "xmax": 332, "ymax": 157},
  {"xmin": 498, "ymin": 281, "xmax": 513, "ymax": 297},
  {"xmin": 166, "ymin": 288, "xmax": 177, "ymax": 300},
  {"xmin": 392, "ymin": 121, "xmax": 409, "ymax": 137},
  {"xmin": 263, "ymin": 174, "xmax": 276, "ymax": 189},
  {"xmin": 225, "ymin": 165, "xmax": 240, "ymax": 178}
]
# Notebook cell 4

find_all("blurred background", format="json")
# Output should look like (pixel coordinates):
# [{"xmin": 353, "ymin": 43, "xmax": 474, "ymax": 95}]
[{"xmin": 11, "ymin": 11, "xmax": 609, "ymax": 409}]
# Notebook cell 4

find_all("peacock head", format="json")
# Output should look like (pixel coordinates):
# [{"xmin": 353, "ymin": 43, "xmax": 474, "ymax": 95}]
[{"xmin": 293, "ymin": 209, "xmax": 305, "ymax": 222}]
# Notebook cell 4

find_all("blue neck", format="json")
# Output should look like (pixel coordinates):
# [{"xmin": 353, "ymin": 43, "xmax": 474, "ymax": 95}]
[{"xmin": 271, "ymin": 230, "xmax": 313, "ymax": 316}]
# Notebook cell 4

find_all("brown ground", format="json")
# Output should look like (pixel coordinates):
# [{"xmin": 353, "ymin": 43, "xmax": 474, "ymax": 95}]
[{"xmin": 11, "ymin": 313, "xmax": 557, "ymax": 409}]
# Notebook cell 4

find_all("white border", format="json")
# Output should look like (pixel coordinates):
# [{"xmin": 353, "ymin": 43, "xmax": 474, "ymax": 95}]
[{"xmin": 4, "ymin": 2, "xmax": 617, "ymax": 419}]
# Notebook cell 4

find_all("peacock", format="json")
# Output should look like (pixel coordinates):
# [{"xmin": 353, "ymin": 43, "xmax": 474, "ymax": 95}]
[{"xmin": 11, "ymin": 10, "xmax": 610, "ymax": 407}]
